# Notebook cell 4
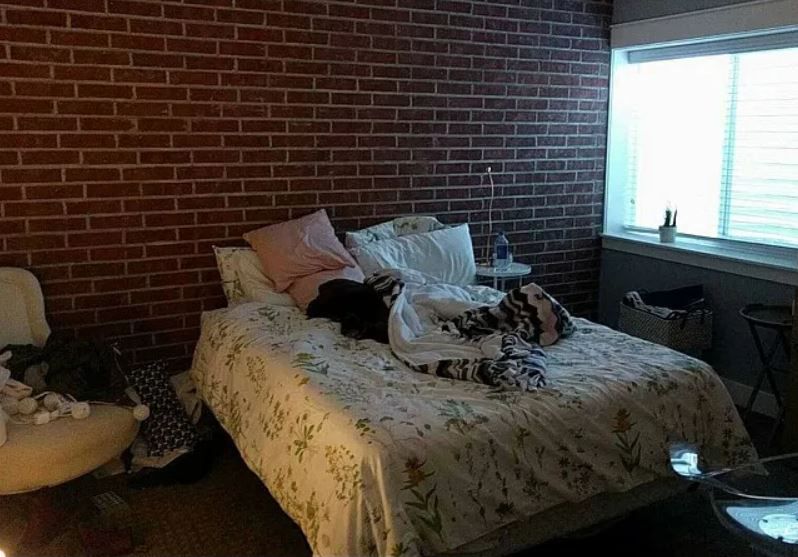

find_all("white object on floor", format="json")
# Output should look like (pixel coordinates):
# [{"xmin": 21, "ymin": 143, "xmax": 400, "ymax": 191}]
[
  {"xmin": 475, "ymin": 262, "xmax": 532, "ymax": 290},
  {"xmin": 128, "ymin": 436, "xmax": 188, "ymax": 472},
  {"xmin": 133, "ymin": 404, "xmax": 150, "ymax": 421},
  {"xmin": 16, "ymin": 397, "xmax": 37, "ymax": 415},
  {"xmin": 170, "ymin": 370, "xmax": 202, "ymax": 424}
]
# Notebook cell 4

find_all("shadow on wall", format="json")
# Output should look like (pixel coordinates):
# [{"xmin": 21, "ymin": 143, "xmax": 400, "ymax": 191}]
[{"xmin": 598, "ymin": 249, "xmax": 793, "ymax": 392}]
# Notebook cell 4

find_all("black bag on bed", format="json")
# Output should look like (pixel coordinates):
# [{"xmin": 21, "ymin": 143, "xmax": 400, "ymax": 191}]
[{"xmin": 307, "ymin": 279, "xmax": 389, "ymax": 343}]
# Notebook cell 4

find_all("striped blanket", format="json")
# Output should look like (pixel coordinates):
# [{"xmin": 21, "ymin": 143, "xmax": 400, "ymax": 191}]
[{"xmin": 366, "ymin": 272, "xmax": 575, "ymax": 391}]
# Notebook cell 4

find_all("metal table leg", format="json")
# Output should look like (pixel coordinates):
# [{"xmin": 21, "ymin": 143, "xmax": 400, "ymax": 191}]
[
  {"xmin": 744, "ymin": 320, "xmax": 791, "ymax": 444},
  {"xmin": 744, "ymin": 322, "xmax": 784, "ymax": 418}
]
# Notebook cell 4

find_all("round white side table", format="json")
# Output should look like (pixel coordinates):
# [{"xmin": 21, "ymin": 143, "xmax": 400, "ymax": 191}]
[{"xmin": 475, "ymin": 262, "xmax": 532, "ymax": 290}]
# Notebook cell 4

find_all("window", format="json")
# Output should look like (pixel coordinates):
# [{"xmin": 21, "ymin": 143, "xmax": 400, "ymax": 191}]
[{"xmin": 608, "ymin": 41, "xmax": 798, "ymax": 249}]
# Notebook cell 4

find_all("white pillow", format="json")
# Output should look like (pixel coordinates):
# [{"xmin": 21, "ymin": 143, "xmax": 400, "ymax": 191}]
[
  {"xmin": 344, "ymin": 216, "xmax": 445, "ymax": 249},
  {"xmin": 213, "ymin": 246, "xmax": 296, "ymax": 307},
  {"xmin": 349, "ymin": 224, "xmax": 476, "ymax": 285}
]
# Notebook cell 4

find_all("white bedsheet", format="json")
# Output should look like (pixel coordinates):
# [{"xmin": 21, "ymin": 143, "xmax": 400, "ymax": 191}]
[{"xmin": 190, "ymin": 302, "xmax": 755, "ymax": 557}]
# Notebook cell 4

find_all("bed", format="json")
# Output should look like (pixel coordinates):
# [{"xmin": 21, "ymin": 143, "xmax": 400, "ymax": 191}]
[{"xmin": 190, "ymin": 300, "xmax": 755, "ymax": 557}]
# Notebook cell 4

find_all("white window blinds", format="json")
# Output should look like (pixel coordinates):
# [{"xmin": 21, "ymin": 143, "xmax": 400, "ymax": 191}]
[{"xmin": 621, "ymin": 44, "xmax": 798, "ymax": 248}]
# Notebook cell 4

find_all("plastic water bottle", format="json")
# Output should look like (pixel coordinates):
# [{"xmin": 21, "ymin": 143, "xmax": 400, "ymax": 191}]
[{"xmin": 493, "ymin": 231, "xmax": 511, "ymax": 269}]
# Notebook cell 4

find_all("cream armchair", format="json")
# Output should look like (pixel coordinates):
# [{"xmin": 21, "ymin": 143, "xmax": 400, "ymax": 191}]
[{"xmin": 0, "ymin": 268, "xmax": 139, "ymax": 495}]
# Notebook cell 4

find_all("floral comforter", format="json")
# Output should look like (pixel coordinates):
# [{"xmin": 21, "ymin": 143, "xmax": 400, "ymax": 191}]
[{"xmin": 190, "ymin": 302, "xmax": 755, "ymax": 557}]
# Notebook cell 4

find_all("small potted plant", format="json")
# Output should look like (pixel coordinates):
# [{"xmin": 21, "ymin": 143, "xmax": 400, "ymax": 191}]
[{"xmin": 659, "ymin": 206, "xmax": 677, "ymax": 243}]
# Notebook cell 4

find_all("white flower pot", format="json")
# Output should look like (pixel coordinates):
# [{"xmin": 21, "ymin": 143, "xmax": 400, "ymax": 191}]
[{"xmin": 659, "ymin": 226, "xmax": 677, "ymax": 243}]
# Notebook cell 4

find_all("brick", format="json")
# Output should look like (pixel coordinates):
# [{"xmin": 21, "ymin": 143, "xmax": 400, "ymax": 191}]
[
  {"xmin": 122, "ymin": 166, "xmax": 175, "ymax": 181},
  {"xmin": 82, "ymin": 150, "xmax": 137, "ymax": 165},
  {"xmin": 4, "ymin": 201, "xmax": 64, "ymax": 216},
  {"xmin": 10, "ymin": 45, "xmax": 70, "ymax": 63},
  {"xmin": 60, "ymin": 133, "xmax": 116, "ymax": 148},
  {"xmin": 132, "ymin": 52, "xmax": 184, "ymax": 68},
  {"xmin": 113, "ymin": 68, "xmax": 167, "ymax": 83},
  {"xmin": 129, "ymin": 18, "xmax": 183, "ymax": 36},
  {"xmin": 15, "ymin": 81, "xmax": 74, "ymax": 98},
  {"xmin": 73, "ymin": 49, "xmax": 130, "ymax": 65},
  {"xmin": 54, "ymin": 65, "xmax": 111, "ymax": 81},
  {"xmin": 50, "ymin": 30, "xmax": 109, "ymax": 47},
  {"xmin": 70, "ymin": 14, "xmax": 127, "ymax": 31},
  {"xmin": 111, "ymin": 34, "xmax": 166, "ymax": 51},
  {"xmin": 167, "ymin": 37, "xmax": 218, "ymax": 54},
  {"xmin": 0, "ymin": 133, "xmax": 56, "ymax": 149},
  {"xmin": 2, "ymin": 168, "xmax": 62, "ymax": 183},
  {"xmin": 17, "ymin": 116, "xmax": 76, "ymax": 130},
  {"xmin": 65, "ymin": 167, "xmax": 120, "ymax": 182},
  {"xmin": 108, "ymin": 0, "xmax": 163, "ymax": 17},
  {"xmin": 21, "ymin": 150, "xmax": 80, "ymax": 165},
  {"xmin": 68, "ymin": 232, "xmax": 124, "ymax": 248},
  {"xmin": 0, "ymin": 26, "xmax": 48, "ymax": 43},
  {"xmin": 77, "ymin": 84, "xmax": 134, "ymax": 99},
  {"xmin": 185, "ymin": 23, "xmax": 233, "ymax": 39},
  {"xmin": 58, "ymin": 100, "xmax": 115, "ymax": 115},
  {"xmin": 6, "ymin": 9, "xmax": 67, "ymax": 27},
  {"xmin": 6, "ymin": 235, "xmax": 66, "ymax": 251},
  {"xmin": 0, "ymin": 98, "xmax": 53, "ymax": 114},
  {"xmin": 48, "ymin": 0, "xmax": 105, "ymax": 11},
  {"xmin": 28, "ymin": 217, "xmax": 87, "ymax": 232},
  {"xmin": 79, "ymin": 117, "xmax": 135, "ymax": 131}
]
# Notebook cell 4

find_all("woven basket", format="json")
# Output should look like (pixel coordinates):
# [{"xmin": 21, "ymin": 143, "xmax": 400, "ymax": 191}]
[{"xmin": 618, "ymin": 303, "xmax": 712, "ymax": 355}]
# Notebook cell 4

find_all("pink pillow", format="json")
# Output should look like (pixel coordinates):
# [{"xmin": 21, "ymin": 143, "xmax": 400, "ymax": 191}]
[
  {"xmin": 289, "ymin": 266, "xmax": 365, "ymax": 310},
  {"xmin": 243, "ymin": 209, "xmax": 360, "ymax": 292}
]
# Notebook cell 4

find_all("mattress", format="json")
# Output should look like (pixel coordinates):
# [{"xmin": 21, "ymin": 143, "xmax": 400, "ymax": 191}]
[{"xmin": 190, "ymin": 302, "xmax": 755, "ymax": 557}]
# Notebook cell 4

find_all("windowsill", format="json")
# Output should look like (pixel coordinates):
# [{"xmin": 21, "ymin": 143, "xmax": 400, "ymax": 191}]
[{"xmin": 601, "ymin": 230, "xmax": 798, "ymax": 286}]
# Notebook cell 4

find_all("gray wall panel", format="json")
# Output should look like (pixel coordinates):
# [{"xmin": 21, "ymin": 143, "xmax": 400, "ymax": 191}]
[{"xmin": 614, "ymin": 0, "xmax": 757, "ymax": 24}]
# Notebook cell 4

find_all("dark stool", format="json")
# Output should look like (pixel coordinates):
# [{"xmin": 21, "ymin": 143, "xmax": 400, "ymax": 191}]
[{"xmin": 740, "ymin": 304, "xmax": 793, "ymax": 446}]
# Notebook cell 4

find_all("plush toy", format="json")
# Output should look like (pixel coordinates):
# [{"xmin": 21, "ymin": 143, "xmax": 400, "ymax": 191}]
[
  {"xmin": 0, "ymin": 350, "xmax": 21, "ymax": 447},
  {"xmin": 1, "ymin": 363, "xmax": 7, "ymax": 447}
]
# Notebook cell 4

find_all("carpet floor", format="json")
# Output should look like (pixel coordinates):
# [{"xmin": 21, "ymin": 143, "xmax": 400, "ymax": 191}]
[{"xmin": 0, "ymin": 413, "xmax": 784, "ymax": 557}]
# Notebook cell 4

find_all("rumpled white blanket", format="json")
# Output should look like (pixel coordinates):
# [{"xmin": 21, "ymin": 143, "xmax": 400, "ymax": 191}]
[
  {"xmin": 368, "ymin": 269, "xmax": 571, "ymax": 391},
  {"xmin": 378, "ymin": 269, "xmax": 505, "ymax": 368}
]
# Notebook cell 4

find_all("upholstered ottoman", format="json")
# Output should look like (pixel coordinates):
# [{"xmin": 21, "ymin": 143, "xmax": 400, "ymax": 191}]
[{"xmin": 0, "ymin": 405, "xmax": 139, "ymax": 495}]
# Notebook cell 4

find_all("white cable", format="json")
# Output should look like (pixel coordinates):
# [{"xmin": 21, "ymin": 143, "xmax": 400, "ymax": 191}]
[{"xmin": 485, "ymin": 166, "xmax": 495, "ymax": 265}]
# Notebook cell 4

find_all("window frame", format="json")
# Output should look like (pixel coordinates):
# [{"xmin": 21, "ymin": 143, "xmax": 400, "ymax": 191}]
[{"xmin": 604, "ymin": 43, "xmax": 798, "ymax": 286}]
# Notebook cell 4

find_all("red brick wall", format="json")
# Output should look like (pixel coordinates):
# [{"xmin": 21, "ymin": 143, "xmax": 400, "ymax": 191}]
[{"xmin": 0, "ymin": 0, "xmax": 611, "ymax": 368}]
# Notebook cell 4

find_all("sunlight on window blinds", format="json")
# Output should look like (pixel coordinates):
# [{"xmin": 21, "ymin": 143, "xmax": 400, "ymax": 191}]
[{"xmin": 623, "ymin": 47, "xmax": 798, "ymax": 248}]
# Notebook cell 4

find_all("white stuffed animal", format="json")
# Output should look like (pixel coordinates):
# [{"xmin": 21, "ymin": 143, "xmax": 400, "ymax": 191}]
[
  {"xmin": 0, "ymin": 351, "xmax": 15, "ymax": 447},
  {"xmin": 1, "ymin": 350, "xmax": 36, "ymax": 447}
]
